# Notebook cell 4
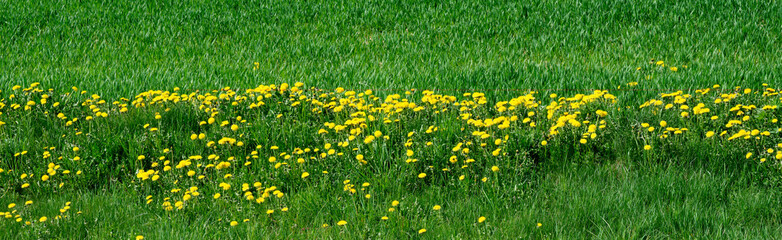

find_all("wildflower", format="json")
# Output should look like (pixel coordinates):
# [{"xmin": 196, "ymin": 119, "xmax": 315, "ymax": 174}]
[
  {"xmin": 418, "ymin": 229, "xmax": 427, "ymax": 234},
  {"xmin": 433, "ymin": 205, "xmax": 441, "ymax": 211},
  {"xmin": 492, "ymin": 148, "xmax": 501, "ymax": 156},
  {"xmin": 337, "ymin": 220, "xmax": 347, "ymax": 226},
  {"xmin": 215, "ymin": 161, "xmax": 230, "ymax": 170},
  {"xmin": 418, "ymin": 173, "xmax": 427, "ymax": 178},
  {"xmin": 644, "ymin": 145, "xmax": 652, "ymax": 150},
  {"xmin": 478, "ymin": 216, "xmax": 486, "ymax": 223}
]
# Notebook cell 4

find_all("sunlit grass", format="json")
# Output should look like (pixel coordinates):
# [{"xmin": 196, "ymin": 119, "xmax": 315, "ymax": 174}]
[{"xmin": 3, "ymin": 1, "xmax": 782, "ymax": 238}]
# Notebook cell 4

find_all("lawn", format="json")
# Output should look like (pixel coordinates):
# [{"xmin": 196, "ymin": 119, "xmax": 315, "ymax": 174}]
[{"xmin": 1, "ymin": 1, "xmax": 782, "ymax": 239}]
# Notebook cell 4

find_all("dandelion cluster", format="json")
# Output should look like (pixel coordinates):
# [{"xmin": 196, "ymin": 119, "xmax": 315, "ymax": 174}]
[{"xmin": 0, "ymin": 81, "xmax": 779, "ymax": 236}]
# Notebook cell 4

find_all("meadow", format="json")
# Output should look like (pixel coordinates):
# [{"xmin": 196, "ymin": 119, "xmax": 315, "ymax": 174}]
[{"xmin": 2, "ymin": 0, "xmax": 782, "ymax": 239}]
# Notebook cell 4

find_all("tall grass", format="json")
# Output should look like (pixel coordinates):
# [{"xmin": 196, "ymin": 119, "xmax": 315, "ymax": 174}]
[
  {"xmin": 1, "ymin": 0, "xmax": 781, "ymax": 100},
  {"xmin": 2, "ymin": 1, "xmax": 782, "ymax": 239}
]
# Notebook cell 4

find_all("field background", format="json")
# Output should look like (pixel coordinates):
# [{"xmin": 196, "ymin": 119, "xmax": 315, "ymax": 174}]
[
  {"xmin": 3, "ymin": 0, "xmax": 781, "ymax": 99},
  {"xmin": 2, "ymin": 0, "xmax": 782, "ymax": 239}
]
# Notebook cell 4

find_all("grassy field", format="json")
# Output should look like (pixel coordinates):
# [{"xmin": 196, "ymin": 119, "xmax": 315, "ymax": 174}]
[{"xmin": 2, "ymin": 0, "xmax": 782, "ymax": 239}]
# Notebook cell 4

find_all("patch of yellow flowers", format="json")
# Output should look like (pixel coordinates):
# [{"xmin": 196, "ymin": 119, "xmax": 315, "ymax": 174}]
[{"xmin": 0, "ymin": 81, "xmax": 779, "ymax": 235}]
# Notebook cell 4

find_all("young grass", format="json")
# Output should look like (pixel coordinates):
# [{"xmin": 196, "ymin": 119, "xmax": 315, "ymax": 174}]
[{"xmin": 2, "ymin": 1, "xmax": 782, "ymax": 239}]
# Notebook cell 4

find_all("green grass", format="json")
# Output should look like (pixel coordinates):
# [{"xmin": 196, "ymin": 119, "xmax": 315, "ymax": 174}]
[
  {"xmin": 2, "ymin": 0, "xmax": 781, "ymax": 100},
  {"xmin": 4, "ymin": 163, "xmax": 781, "ymax": 239},
  {"xmin": 2, "ymin": 1, "xmax": 782, "ymax": 239}
]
